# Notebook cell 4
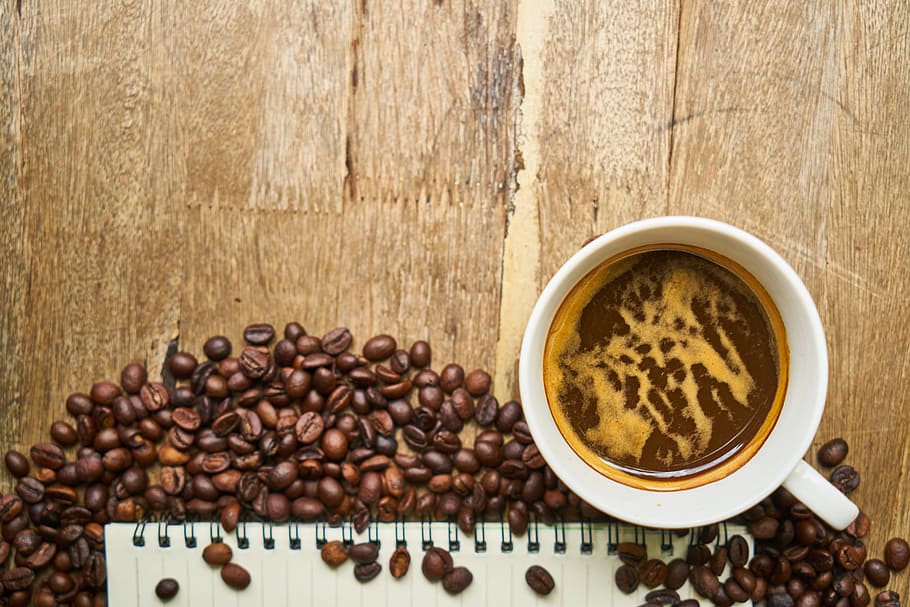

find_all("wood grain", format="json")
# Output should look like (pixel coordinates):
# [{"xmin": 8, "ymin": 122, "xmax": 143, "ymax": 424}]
[{"xmin": 1, "ymin": 0, "xmax": 909, "ymax": 600}]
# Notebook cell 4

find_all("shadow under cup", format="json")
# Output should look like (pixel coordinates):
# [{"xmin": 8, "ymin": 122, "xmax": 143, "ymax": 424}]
[{"xmin": 541, "ymin": 243, "xmax": 789, "ymax": 492}]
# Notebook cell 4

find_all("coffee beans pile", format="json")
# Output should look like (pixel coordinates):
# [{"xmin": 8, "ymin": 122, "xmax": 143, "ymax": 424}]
[
  {"xmin": 0, "ymin": 321, "xmax": 905, "ymax": 604},
  {"xmin": 608, "ymin": 440, "xmax": 906, "ymax": 607}
]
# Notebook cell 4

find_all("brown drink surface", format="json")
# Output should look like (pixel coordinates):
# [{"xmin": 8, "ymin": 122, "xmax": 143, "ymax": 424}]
[{"xmin": 543, "ymin": 246, "xmax": 787, "ymax": 489}]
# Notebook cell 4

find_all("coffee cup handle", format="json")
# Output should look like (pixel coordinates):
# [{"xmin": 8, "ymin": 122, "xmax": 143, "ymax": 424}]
[{"xmin": 782, "ymin": 460, "xmax": 858, "ymax": 530}]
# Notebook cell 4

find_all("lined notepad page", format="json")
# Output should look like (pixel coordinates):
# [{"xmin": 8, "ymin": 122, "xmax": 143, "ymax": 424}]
[{"xmin": 105, "ymin": 522, "xmax": 753, "ymax": 607}]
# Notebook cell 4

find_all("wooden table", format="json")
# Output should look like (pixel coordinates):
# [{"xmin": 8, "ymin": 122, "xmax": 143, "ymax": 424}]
[{"xmin": 2, "ymin": 0, "xmax": 908, "ymax": 598}]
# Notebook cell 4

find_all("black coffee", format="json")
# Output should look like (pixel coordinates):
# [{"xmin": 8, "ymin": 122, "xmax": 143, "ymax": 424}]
[{"xmin": 543, "ymin": 246, "xmax": 788, "ymax": 489}]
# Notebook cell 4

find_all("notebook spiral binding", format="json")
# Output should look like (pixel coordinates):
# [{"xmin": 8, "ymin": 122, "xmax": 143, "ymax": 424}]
[{"xmin": 130, "ymin": 515, "xmax": 733, "ymax": 557}]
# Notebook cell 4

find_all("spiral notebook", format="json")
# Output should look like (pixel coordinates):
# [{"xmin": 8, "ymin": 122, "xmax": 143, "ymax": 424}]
[{"xmin": 106, "ymin": 520, "xmax": 753, "ymax": 606}]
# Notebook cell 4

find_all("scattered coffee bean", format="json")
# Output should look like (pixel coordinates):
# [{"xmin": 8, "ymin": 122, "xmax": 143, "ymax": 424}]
[
  {"xmin": 389, "ymin": 546, "xmax": 411, "ymax": 578},
  {"xmin": 884, "ymin": 538, "xmax": 909, "ymax": 571},
  {"xmin": 526, "ymin": 565, "xmax": 555, "ymax": 596},
  {"xmin": 875, "ymin": 591, "xmax": 900, "ymax": 607},
  {"xmin": 354, "ymin": 561, "xmax": 382, "ymax": 583},
  {"xmin": 203, "ymin": 542, "xmax": 233, "ymax": 566},
  {"xmin": 616, "ymin": 564, "xmax": 640, "ymax": 593},
  {"xmin": 155, "ymin": 578, "xmax": 179, "ymax": 601},
  {"xmin": 4, "ymin": 450, "xmax": 30, "ymax": 477},
  {"xmin": 666, "ymin": 558, "xmax": 690, "ymax": 590},
  {"xmin": 321, "ymin": 540, "xmax": 348, "ymax": 567},
  {"xmin": 818, "ymin": 438, "xmax": 849, "ymax": 467},
  {"xmin": 221, "ymin": 563, "xmax": 251, "ymax": 590},
  {"xmin": 864, "ymin": 559, "xmax": 890, "ymax": 587},
  {"xmin": 831, "ymin": 465, "xmax": 861, "ymax": 494},
  {"xmin": 349, "ymin": 542, "xmax": 380, "ymax": 564},
  {"xmin": 422, "ymin": 547, "xmax": 454, "ymax": 581},
  {"xmin": 243, "ymin": 323, "xmax": 275, "ymax": 345},
  {"xmin": 443, "ymin": 566, "xmax": 473, "ymax": 594}
]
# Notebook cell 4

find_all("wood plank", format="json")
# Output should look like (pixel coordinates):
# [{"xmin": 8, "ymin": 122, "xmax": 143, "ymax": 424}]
[
  {"xmin": 667, "ymin": 1, "xmax": 910, "ymax": 596},
  {"xmin": 0, "ymin": 0, "xmax": 26, "ymax": 465}
]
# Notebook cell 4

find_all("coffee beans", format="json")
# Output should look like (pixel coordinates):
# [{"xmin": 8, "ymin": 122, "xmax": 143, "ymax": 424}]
[
  {"xmin": 864, "ymin": 559, "xmax": 890, "ymax": 587},
  {"xmin": 349, "ymin": 542, "xmax": 380, "ymax": 564},
  {"xmin": 422, "ymin": 547, "xmax": 454, "ymax": 581},
  {"xmin": 354, "ymin": 562, "xmax": 382, "ymax": 582},
  {"xmin": 818, "ymin": 438, "xmax": 849, "ymax": 467},
  {"xmin": 526, "ymin": 565, "xmax": 555, "ymax": 595},
  {"xmin": 320, "ymin": 540, "xmax": 348, "ymax": 566},
  {"xmin": 221, "ymin": 563, "xmax": 251, "ymax": 590},
  {"xmin": 875, "ymin": 591, "xmax": 900, "ymax": 607},
  {"xmin": 831, "ymin": 465, "xmax": 861, "ymax": 494},
  {"xmin": 443, "ymin": 566, "xmax": 473, "ymax": 594},
  {"xmin": 203, "ymin": 542, "xmax": 233, "ymax": 566},
  {"xmin": 616, "ymin": 564, "xmax": 640, "ymax": 593},
  {"xmin": 155, "ymin": 578, "xmax": 179, "ymax": 601},
  {"xmin": 884, "ymin": 537, "xmax": 909, "ymax": 571},
  {"xmin": 389, "ymin": 546, "xmax": 411, "ymax": 578},
  {"xmin": 5, "ymin": 450, "xmax": 29, "ymax": 477}
]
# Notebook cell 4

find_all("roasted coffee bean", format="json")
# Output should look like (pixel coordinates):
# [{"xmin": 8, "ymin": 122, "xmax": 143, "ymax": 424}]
[
  {"xmin": 678, "ymin": 601, "xmax": 701, "ymax": 607},
  {"xmin": 831, "ymin": 466, "xmax": 860, "ymax": 494},
  {"xmin": 615, "ymin": 564, "xmax": 640, "ymax": 594},
  {"xmin": 167, "ymin": 352, "xmax": 198, "ymax": 380},
  {"xmin": 242, "ymin": 322, "xmax": 275, "ymax": 345},
  {"xmin": 884, "ymin": 537, "xmax": 909, "ymax": 571},
  {"xmin": 710, "ymin": 546, "xmax": 729, "ymax": 576},
  {"xmin": 464, "ymin": 368, "xmax": 491, "ymax": 396},
  {"xmin": 321, "ymin": 428, "xmax": 348, "ymax": 461},
  {"xmin": 140, "ymin": 382, "xmax": 170, "ymax": 411},
  {"xmin": 847, "ymin": 512, "xmax": 871, "ymax": 538},
  {"xmin": 239, "ymin": 346, "xmax": 271, "ymax": 380},
  {"xmin": 16, "ymin": 477, "xmax": 45, "ymax": 503},
  {"xmin": 647, "ymin": 589, "xmax": 681, "ymax": 605},
  {"xmin": 320, "ymin": 540, "xmax": 348, "ymax": 566},
  {"xmin": 874, "ymin": 591, "xmax": 899, "ymax": 607},
  {"xmin": 863, "ymin": 560, "xmax": 889, "ymax": 587},
  {"xmin": 770, "ymin": 592, "xmax": 797, "ymax": 607},
  {"xmin": 1, "ymin": 567, "xmax": 35, "ymax": 591},
  {"xmin": 172, "ymin": 407, "xmax": 201, "ymax": 432},
  {"xmin": 443, "ymin": 567, "xmax": 473, "ymax": 594},
  {"xmin": 685, "ymin": 544, "xmax": 711, "ymax": 566},
  {"xmin": 853, "ymin": 584, "xmax": 872, "ymax": 607},
  {"xmin": 30, "ymin": 443, "xmax": 65, "ymax": 469},
  {"xmin": 422, "ymin": 547, "xmax": 454, "ymax": 581},
  {"xmin": 409, "ymin": 340, "xmax": 431, "ymax": 367},
  {"xmin": 363, "ymin": 334, "xmax": 396, "ymax": 361},
  {"xmin": 691, "ymin": 565, "xmax": 720, "ymax": 598},
  {"xmin": 750, "ymin": 517, "xmax": 781, "ymax": 540},
  {"xmin": 322, "ymin": 327, "xmax": 352, "ymax": 355},
  {"xmin": 202, "ymin": 541, "xmax": 233, "ymax": 566},
  {"xmin": 50, "ymin": 421, "xmax": 79, "ymax": 446},
  {"xmin": 203, "ymin": 336, "xmax": 232, "ymax": 360},
  {"xmin": 618, "ymin": 542, "xmax": 647, "ymax": 567},
  {"xmin": 389, "ymin": 545, "xmax": 411, "ymax": 578},
  {"xmin": 5, "ymin": 450, "xmax": 29, "ymax": 478},
  {"xmin": 474, "ymin": 394, "xmax": 498, "ymax": 426},
  {"xmin": 221, "ymin": 563, "xmax": 251, "ymax": 590},
  {"xmin": 836, "ymin": 543, "xmax": 865, "ymax": 571},
  {"xmin": 640, "ymin": 559, "xmax": 669, "ymax": 588},
  {"xmin": 439, "ymin": 364, "xmax": 464, "ymax": 393},
  {"xmin": 349, "ymin": 542, "xmax": 380, "ymax": 564},
  {"xmin": 666, "ymin": 558, "xmax": 690, "ymax": 590},
  {"xmin": 155, "ymin": 577, "xmax": 180, "ymax": 601},
  {"xmin": 354, "ymin": 561, "xmax": 382, "ymax": 583},
  {"xmin": 496, "ymin": 400, "xmax": 523, "ymax": 432},
  {"xmin": 818, "ymin": 439, "xmax": 849, "ymax": 467}
]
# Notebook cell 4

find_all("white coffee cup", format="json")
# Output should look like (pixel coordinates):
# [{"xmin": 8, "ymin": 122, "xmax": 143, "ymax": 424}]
[{"xmin": 519, "ymin": 216, "xmax": 858, "ymax": 529}]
